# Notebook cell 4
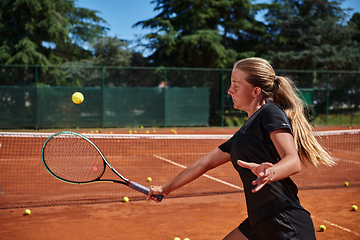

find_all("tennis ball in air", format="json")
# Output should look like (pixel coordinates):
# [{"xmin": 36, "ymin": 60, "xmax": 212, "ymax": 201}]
[
  {"xmin": 319, "ymin": 225, "xmax": 326, "ymax": 232},
  {"xmin": 147, "ymin": 177, "xmax": 152, "ymax": 182},
  {"xmin": 24, "ymin": 209, "xmax": 31, "ymax": 215},
  {"xmin": 344, "ymin": 181, "xmax": 349, "ymax": 187},
  {"xmin": 352, "ymin": 205, "xmax": 358, "ymax": 211},
  {"xmin": 72, "ymin": 92, "xmax": 84, "ymax": 104},
  {"xmin": 123, "ymin": 197, "xmax": 129, "ymax": 202}
]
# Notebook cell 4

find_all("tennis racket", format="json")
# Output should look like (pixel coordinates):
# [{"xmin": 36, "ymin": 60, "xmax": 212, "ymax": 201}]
[{"xmin": 41, "ymin": 131, "xmax": 163, "ymax": 202}]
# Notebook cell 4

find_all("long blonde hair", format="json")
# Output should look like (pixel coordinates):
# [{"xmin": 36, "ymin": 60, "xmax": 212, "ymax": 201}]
[{"xmin": 234, "ymin": 57, "xmax": 335, "ymax": 167}]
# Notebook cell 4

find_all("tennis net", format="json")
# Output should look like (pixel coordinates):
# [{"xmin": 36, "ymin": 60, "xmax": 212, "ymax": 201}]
[{"xmin": 0, "ymin": 129, "xmax": 359, "ymax": 209}]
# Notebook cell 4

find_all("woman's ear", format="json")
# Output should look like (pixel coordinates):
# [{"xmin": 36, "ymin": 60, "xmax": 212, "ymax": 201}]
[{"xmin": 253, "ymin": 86, "xmax": 262, "ymax": 97}]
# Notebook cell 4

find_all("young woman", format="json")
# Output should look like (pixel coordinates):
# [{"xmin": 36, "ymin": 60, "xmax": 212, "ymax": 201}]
[{"xmin": 147, "ymin": 57, "xmax": 335, "ymax": 240}]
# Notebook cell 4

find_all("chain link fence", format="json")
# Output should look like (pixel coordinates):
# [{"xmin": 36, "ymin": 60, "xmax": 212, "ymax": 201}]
[{"xmin": 1, "ymin": 65, "xmax": 359, "ymax": 129}]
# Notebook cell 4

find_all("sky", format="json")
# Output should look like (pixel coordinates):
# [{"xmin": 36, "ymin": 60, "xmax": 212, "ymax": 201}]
[{"xmin": 75, "ymin": 0, "xmax": 360, "ymax": 51}]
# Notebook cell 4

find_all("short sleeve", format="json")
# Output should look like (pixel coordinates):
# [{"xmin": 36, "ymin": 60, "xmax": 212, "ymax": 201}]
[
  {"xmin": 218, "ymin": 136, "xmax": 234, "ymax": 153},
  {"xmin": 261, "ymin": 104, "xmax": 293, "ymax": 135}
]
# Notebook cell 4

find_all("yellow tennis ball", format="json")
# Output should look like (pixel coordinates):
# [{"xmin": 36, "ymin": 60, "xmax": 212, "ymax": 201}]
[
  {"xmin": 319, "ymin": 225, "xmax": 326, "ymax": 231},
  {"xmin": 147, "ymin": 177, "xmax": 152, "ymax": 182},
  {"xmin": 174, "ymin": 238, "xmax": 181, "ymax": 240},
  {"xmin": 184, "ymin": 238, "xmax": 190, "ymax": 240},
  {"xmin": 352, "ymin": 205, "xmax": 358, "ymax": 211},
  {"xmin": 72, "ymin": 92, "xmax": 84, "ymax": 104},
  {"xmin": 24, "ymin": 209, "xmax": 31, "ymax": 215},
  {"xmin": 344, "ymin": 181, "xmax": 349, "ymax": 187},
  {"xmin": 123, "ymin": 197, "xmax": 129, "ymax": 202}
]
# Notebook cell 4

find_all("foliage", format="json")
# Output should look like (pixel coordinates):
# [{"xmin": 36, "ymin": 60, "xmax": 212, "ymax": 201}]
[
  {"xmin": 350, "ymin": 13, "xmax": 360, "ymax": 43},
  {"xmin": 90, "ymin": 37, "xmax": 132, "ymax": 67},
  {"xmin": 265, "ymin": 0, "xmax": 360, "ymax": 70},
  {"xmin": 134, "ymin": 0, "xmax": 267, "ymax": 68},
  {"xmin": 133, "ymin": 0, "xmax": 360, "ymax": 70},
  {"xmin": 0, "ymin": 0, "xmax": 108, "ymax": 65}
]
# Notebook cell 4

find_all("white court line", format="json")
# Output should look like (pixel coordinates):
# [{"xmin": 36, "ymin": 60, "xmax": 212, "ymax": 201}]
[
  {"xmin": 311, "ymin": 216, "xmax": 360, "ymax": 236},
  {"xmin": 153, "ymin": 154, "xmax": 243, "ymax": 191}
]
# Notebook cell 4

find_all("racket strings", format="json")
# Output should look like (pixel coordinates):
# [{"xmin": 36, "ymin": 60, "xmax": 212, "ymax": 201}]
[{"xmin": 44, "ymin": 134, "xmax": 105, "ymax": 183}]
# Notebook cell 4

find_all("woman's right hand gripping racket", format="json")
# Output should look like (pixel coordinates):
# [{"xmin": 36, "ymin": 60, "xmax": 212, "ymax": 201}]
[{"xmin": 41, "ymin": 131, "xmax": 163, "ymax": 202}]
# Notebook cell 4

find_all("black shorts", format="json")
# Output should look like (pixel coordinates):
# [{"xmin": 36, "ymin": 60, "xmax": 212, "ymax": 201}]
[{"xmin": 239, "ymin": 208, "xmax": 316, "ymax": 240}]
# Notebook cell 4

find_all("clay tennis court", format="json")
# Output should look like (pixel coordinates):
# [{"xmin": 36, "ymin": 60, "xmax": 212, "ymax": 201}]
[{"xmin": 0, "ymin": 126, "xmax": 359, "ymax": 240}]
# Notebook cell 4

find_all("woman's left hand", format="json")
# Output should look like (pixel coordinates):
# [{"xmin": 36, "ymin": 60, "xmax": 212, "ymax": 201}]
[{"xmin": 237, "ymin": 160, "xmax": 273, "ymax": 193}]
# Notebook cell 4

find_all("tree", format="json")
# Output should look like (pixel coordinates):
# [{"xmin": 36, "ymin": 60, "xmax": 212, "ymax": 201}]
[
  {"xmin": 90, "ymin": 37, "xmax": 132, "ymax": 67},
  {"xmin": 265, "ymin": 0, "xmax": 360, "ymax": 70},
  {"xmin": 350, "ymin": 12, "xmax": 360, "ymax": 43},
  {"xmin": 0, "ymin": 0, "xmax": 109, "ymax": 65},
  {"xmin": 134, "ymin": 0, "xmax": 267, "ymax": 68}
]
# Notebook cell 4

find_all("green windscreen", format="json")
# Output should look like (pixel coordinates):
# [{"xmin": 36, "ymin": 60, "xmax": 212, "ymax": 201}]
[{"xmin": 0, "ymin": 86, "xmax": 210, "ymax": 129}]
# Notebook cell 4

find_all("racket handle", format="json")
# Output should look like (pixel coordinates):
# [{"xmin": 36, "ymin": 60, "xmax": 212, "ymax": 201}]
[{"xmin": 129, "ymin": 181, "xmax": 164, "ymax": 202}]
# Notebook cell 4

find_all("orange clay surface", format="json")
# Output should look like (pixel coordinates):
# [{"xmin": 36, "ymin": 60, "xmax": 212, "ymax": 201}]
[
  {"xmin": 0, "ymin": 188, "xmax": 359, "ymax": 240},
  {"xmin": 0, "ymin": 126, "xmax": 359, "ymax": 240}
]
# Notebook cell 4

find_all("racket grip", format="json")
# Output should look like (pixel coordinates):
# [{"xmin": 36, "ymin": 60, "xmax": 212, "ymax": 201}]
[{"xmin": 129, "ymin": 181, "xmax": 163, "ymax": 202}]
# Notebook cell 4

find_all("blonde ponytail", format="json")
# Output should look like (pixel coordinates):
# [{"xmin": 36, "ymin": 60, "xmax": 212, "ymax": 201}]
[{"xmin": 273, "ymin": 76, "xmax": 336, "ymax": 167}]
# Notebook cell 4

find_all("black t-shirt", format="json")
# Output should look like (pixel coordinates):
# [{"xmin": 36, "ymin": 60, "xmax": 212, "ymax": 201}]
[{"xmin": 219, "ymin": 103, "xmax": 304, "ymax": 226}]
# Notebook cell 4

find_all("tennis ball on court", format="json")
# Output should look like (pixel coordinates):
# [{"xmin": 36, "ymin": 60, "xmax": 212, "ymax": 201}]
[
  {"xmin": 72, "ymin": 92, "xmax": 84, "ymax": 104},
  {"xmin": 184, "ymin": 238, "xmax": 190, "ymax": 240},
  {"xmin": 147, "ymin": 177, "xmax": 152, "ymax": 182},
  {"xmin": 174, "ymin": 238, "xmax": 181, "ymax": 240},
  {"xmin": 123, "ymin": 197, "xmax": 129, "ymax": 202},
  {"xmin": 344, "ymin": 181, "xmax": 349, "ymax": 187},
  {"xmin": 352, "ymin": 205, "xmax": 358, "ymax": 211},
  {"xmin": 24, "ymin": 209, "xmax": 31, "ymax": 215},
  {"xmin": 319, "ymin": 225, "xmax": 326, "ymax": 232}
]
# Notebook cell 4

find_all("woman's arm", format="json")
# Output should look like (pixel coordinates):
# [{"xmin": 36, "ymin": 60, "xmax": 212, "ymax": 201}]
[
  {"xmin": 237, "ymin": 128, "xmax": 301, "ymax": 193},
  {"xmin": 147, "ymin": 147, "xmax": 231, "ymax": 202}
]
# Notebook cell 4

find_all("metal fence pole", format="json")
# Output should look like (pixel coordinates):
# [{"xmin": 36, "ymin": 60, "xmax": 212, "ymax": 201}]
[
  {"xmin": 35, "ymin": 65, "xmax": 39, "ymax": 130},
  {"xmin": 221, "ymin": 70, "xmax": 224, "ymax": 127},
  {"xmin": 101, "ymin": 66, "xmax": 105, "ymax": 128},
  {"xmin": 326, "ymin": 71, "xmax": 330, "ymax": 126}
]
